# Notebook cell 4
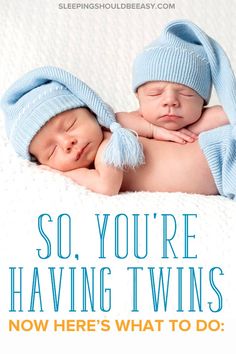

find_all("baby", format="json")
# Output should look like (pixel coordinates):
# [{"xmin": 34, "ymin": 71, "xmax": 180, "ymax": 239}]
[
  {"xmin": 117, "ymin": 85, "xmax": 228, "ymax": 142},
  {"xmin": 29, "ymin": 107, "xmax": 218, "ymax": 196},
  {"xmin": 117, "ymin": 20, "xmax": 236, "ymax": 143},
  {"xmin": 2, "ymin": 66, "xmax": 236, "ymax": 199}
]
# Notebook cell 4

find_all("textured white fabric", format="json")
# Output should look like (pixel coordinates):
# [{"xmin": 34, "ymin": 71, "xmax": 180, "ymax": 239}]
[{"xmin": 0, "ymin": 1, "xmax": 236, "ymax": 353}]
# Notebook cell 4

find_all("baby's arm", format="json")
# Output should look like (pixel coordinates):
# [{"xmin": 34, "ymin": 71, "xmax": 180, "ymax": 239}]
[
  {"xmin": 185, "ymin": 105, "xmax": 229, "ymax": 134},
  {"xmin": 116, "ymin": 111, "xmax": 196, "ymax": 143},
  {"xmin": 57, "ymin": 136, "xmax": 123, "ymax": 195}
]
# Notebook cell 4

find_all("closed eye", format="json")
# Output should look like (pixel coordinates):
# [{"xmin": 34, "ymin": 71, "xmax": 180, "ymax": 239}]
[
  {"xmin": 179, "ymin": 91, "xmax": 194, "ymax": 97},
  {"xmin": 147, "ymin": 92, "xmax": 162, "ymax": 96},
  {"xmin": 66, "ymin": 119, "xmax": 76, "ymax": 131},
  {"xmin": 49, "ymin": 145, "xmax": 57, "ymax": 159}
]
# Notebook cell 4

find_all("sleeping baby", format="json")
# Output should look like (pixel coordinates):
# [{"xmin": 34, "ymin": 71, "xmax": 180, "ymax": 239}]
[{"xmin": 117, "ymin": 20, "xmax": 234, "ymax": 147}]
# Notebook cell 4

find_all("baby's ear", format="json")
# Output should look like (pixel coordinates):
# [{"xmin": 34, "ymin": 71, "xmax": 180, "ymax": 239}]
[
  {"xmin": 134, "ymin": 89, "xmax": 143, "ymax": 114},
  {"xmin": 135, "ymin": 94, "xmax": 142, "ymax": 113},
  {"xmin": 135, "ymin": 91, "xmax": 141, "ymax": 106}
]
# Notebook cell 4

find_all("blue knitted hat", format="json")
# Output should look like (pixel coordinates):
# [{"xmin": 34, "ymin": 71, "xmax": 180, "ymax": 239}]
[
  {"xmin": 1, "ymin": 66, "xmax": 144, "ymax": 168},
  {"xmin": 133, "ymin": 20, "xmax": 236, "ymax": 123}
]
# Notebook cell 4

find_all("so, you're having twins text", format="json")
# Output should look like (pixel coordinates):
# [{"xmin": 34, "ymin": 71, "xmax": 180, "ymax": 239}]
[{"xmin": 8, "ymin": 212, "xmax": 224, "ymax": 313}]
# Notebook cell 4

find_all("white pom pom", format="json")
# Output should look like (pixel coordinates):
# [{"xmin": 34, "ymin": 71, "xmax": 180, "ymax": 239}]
[{"xmin": 103, "ymin": 125, "xmax": 145, "ymax": 168}]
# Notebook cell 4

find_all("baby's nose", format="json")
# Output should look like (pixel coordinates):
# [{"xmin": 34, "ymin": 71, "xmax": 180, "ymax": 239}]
[
  {"xmin": 61, "ymin": 135, "xmax": 77, "ymax": 152},
  {"xmin": 162, "ymin": 91, "xmax": 179, "ymax": 107}
]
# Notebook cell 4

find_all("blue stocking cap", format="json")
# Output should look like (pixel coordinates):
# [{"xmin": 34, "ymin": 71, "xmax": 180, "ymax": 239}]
[
  {"xmin": 133, "ymin": 19, "xmax": 236, "ymax": 125},
  {"xmin": 1, "ymin": 66, "xmax": 144, "ymax": 168}
]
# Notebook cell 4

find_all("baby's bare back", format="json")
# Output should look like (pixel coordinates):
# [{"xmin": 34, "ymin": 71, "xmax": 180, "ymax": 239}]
[{"xmin": 121, "ymin": 137, "xmax": 218, "ymax": 195}]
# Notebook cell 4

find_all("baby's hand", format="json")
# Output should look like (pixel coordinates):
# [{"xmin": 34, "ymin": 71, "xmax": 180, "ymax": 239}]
[
  {"xmin": 153, "ymin": 126, "xmax": 197, "ymax": 144},
  {"xmin": 178, "ymin": 128, "xmax": 198, "ymax": 140}
]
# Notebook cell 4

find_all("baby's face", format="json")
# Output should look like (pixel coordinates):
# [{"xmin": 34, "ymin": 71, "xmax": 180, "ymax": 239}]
[
  {"xmin": 29, "ymin": 108, "xmax": 103, "ymax": 171},
  {"xmin": 137, "ymin": 82, "xmax": 204, "ymax": 130}
]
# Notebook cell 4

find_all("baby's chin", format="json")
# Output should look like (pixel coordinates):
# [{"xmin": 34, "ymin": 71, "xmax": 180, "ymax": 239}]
[{"xmin": 157, "ymin": 121, "xmax": 184, "ymax": 131}]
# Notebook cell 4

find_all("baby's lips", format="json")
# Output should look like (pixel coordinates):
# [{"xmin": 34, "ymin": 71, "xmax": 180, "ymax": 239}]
[
  {"xmin": 75, "ymin": 149, "xmax": 82, "ymax": 161},
  {"xmin": 75, "ymin": 143, "xmax": 89, "ymax": 161},
  {"xmin": 160, "ymin": 114, "xmax": 183, "ymax": 121}
]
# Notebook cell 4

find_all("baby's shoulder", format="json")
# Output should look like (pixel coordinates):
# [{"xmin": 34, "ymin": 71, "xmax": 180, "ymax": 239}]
[
  {"xmin": 202, "ymin": 105, "xmax": 223, "ymax": 117},
  {"xmin": 103, "ymin": 131, "xmax": 112, "ymax": 140}
]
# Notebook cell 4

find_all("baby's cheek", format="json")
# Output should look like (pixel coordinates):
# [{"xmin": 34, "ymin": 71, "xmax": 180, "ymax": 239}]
[
  {"xmin": 145, "ymin": 101, "xmax": 160, "ymax": 119},
  {"xmin": 49, "ymin": 158, "xmax": 70, "ymax": 172},
  {"xmin": 139, "ymin": 104, "xmax": 149, "ymax": 118},
  {"xmin": 143, "ymin": 110, "xmax": 159, "ymax": 125}
]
